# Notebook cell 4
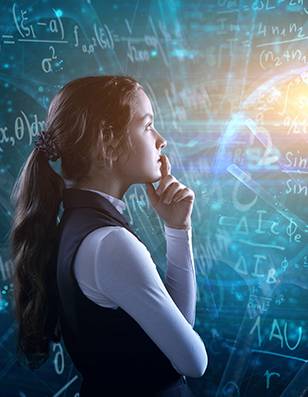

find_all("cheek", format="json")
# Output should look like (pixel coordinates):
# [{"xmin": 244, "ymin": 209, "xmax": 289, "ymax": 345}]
[
  {"xmin": 132, "ymin": 139, "xmax": 153, "ymax": 160},
  {"xmin": 125, "ymin": 147, "xmax": 148, "ymax": 169}
]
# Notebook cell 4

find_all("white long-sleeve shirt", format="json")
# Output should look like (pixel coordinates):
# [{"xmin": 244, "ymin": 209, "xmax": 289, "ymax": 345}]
[{"xmin": 72, "ymin": 187, "xmax": 207, "ymax": 378}]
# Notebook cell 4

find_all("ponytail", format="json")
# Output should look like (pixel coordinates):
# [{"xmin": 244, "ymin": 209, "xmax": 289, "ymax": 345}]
[
  {"xmin": 9, "ymin": 74, "xmax": 143, "ymax": 369},
  {"xmin": 10, "ymin": 147, "xmax": 64, "ymax": 369}
]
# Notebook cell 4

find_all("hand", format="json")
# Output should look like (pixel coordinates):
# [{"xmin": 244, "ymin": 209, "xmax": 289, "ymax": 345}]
[{"xmin": 145, "ymin": 154, "xmax": 195, "ymax": 230}]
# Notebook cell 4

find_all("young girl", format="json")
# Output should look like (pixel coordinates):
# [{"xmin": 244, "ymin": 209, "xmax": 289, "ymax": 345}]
[{"xmin": 10, "ymin": 75, "xmax": 207, "ymax": 396}]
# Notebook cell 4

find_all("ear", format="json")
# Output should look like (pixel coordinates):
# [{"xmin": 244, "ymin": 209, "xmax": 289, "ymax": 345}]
[
  {"xmin": 102, "ymin": 144, "xmax": 121, "ymax": 170},
  {"xmin": 96, "ymin": 129, "xmax": 114, "ymax": 160},
  {"xmin": 107, "ymin": 142, "xmax": 120, "ymax": 161}
]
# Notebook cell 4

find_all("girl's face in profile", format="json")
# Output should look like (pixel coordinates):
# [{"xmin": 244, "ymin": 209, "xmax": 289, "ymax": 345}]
[{"xmin": 119, "ymin": 89, "xmax": 167, "ymax": 185}]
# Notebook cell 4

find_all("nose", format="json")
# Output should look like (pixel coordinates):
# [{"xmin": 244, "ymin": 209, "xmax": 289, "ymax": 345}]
[{"xmin": 156, "ymin": 130, "xmax": 167, "ymax": 150}]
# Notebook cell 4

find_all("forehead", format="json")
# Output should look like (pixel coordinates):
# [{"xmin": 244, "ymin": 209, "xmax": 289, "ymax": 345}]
[{"xmin": 132, "ymin": 89, "xmax": 154, "ymax": 122}]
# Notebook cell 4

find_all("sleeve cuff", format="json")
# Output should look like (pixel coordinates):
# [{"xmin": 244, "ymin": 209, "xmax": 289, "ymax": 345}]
[{"xmin": 164, "ymin": 224, "xmax": 192, "ymax": 238}]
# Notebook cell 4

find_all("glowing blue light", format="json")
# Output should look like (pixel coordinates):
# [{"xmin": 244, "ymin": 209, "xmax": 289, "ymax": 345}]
[
  {"xmin": 0, "ymin": 299, "xmax": 8, "ymax": 311},
  {"xmin": 172, "ymin": 49, "xmax": 186, "ymax": 59},
  {"xmin": 211, "ymin": 202, "xmax": 221, "ymax": 210},
  {"xmin": 55, "ymin": 9, "xmax": 63, "ymax": 17}
]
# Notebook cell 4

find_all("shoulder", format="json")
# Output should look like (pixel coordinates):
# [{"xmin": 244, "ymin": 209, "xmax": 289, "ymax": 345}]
[
  {"xmin": 82, "ymin": 225, "xmax": 150, "ymax": 258},
  {"xmin": 85, "ymin": 225, "xmax": 125, "ymax": 241},
  {"xmin": 98, "ymin": 226, "xmax": 151, "ymax": 258},
  {"xmin": 93, "ymin": 226, "xmax": 156, "ymax": 273},
  {"xmin": 86, "ymin": 225, "xmax": 141, "ymax": 245}
]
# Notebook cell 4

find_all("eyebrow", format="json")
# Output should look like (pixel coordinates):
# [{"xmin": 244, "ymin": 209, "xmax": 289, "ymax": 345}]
[{"xmin": 138, "ymin": 113, "xmax": 154, "ymax": 122}]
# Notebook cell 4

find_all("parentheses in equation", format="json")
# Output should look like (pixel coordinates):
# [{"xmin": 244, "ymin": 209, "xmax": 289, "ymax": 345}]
[
  {"xmin": 12, "ymin": 3, "xmax": 25, "ymax": 38},
  {"xmin": 93, "ymin": 23, "xmax": 101, "ymax": 49},
  {"xmin": 259, "ymin": 49, "xmax": 267, "ymax": 71},
  {"xmin": 94, "ymin": 23, "xmax": 111, "ymax": 50},
  {"xmin": 104, "ymin": 24, "xmax": 114, "ymax": 50},
  {"xmin": 20, "ymin": 110, "xmax": 32, "ymax": 145},
  {"xmin": 260, "ymin": 50, "xmax": 276, "ymax": 71},
  {"xmin": 52, "ymin": 8, "xmax": 64, "ymax": 40}
]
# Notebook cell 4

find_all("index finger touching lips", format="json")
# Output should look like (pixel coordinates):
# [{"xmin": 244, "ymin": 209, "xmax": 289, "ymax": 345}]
[{"xmin": 160, "ymin": 154, "xmax": 171, "ymax": 177}]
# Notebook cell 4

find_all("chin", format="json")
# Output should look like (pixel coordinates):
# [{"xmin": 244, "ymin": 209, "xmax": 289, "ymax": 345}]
[
  {"xmin": 152, "ymin": 175, "xmax": 161, "ymax": 183},
  {"xmin": 141, "ymin": 164, "xmax": 162, "ymax": 183},
  {"xmin": 144, "ymin": 172, "xmax": 161, "ymax": 184}
]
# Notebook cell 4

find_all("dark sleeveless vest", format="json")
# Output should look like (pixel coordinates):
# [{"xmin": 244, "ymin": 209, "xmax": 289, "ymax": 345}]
[{"xmin": 56, "ymin": 188, "xmax": 182, "ymax": 396}]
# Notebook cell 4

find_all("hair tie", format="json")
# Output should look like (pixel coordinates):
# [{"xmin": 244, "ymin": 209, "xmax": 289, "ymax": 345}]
[{"xmin": 34, "ymin": 130, "xmax": 61, "ymax": 162}]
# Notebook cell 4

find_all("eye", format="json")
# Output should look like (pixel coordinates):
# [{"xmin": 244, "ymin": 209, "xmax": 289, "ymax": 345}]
[{"xmin": 145, "ymin": 122, "xmax": 154, "ymax": 131}]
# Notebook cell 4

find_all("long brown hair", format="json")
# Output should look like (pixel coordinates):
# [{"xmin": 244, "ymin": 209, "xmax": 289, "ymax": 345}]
[{"xmin": 10, "ymin": 75, "xmax": 143, "ymax": 369}]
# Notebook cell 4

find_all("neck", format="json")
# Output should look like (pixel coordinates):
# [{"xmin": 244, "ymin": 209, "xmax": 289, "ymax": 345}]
[{"xmin": 71, "ymin": 181, "xmax": 128, "ymax": 200}]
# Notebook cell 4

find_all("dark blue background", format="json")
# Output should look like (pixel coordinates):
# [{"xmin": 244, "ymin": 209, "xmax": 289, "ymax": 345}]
[{"xmin": 0, "ymin": 1, "xmax": 307, "ymax": 396}]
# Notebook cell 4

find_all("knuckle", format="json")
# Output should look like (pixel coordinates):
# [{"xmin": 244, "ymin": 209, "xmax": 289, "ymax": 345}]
[
  {"xmin": 170, "ymin": 181, "xmax": 179, "ymax": 188},
  {"xmin": 184, "ymin": 187, "xmax": 194, "ymax": 195},
  {"xmin": 165, "ymin": 181, "xmax": 177, "ymax": 191}
]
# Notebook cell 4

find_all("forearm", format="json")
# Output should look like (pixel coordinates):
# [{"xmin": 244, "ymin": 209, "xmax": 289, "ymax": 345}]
[{"xmin": 163, "ymin": 224, "xmax": 196, "ymax": 327}]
